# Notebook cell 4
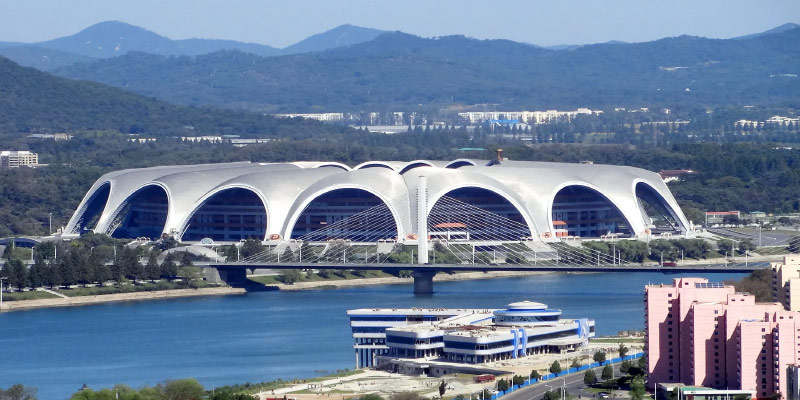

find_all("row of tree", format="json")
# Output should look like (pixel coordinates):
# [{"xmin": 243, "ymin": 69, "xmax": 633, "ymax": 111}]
[{"xmin": 0, "ymin": 240, "xmax": 199, "ymax": 292}]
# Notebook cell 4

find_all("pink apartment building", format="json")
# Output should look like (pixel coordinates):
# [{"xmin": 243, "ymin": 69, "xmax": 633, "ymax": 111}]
[{"xmin": 645, "ymin": 277, "xmax": 800, "ymax": 399}]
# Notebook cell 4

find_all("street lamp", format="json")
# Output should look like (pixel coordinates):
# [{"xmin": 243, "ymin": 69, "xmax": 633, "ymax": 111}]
[
  {"xmin": 48, "ymin": 212, "xmax": 52, "ymax": 235},
  {"xmin": 0, "ymin": 276, "xmax": 5, "ymax": 309}
]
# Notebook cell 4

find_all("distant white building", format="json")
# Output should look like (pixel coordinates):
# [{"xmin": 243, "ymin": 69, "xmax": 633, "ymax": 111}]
[
  {"xmin": 766, "ymin": 115, "xmax": 800, "ymax": 125},
  {"xmin": 458, "ymin": 108, "xmax": 602, "ymax": 125},
  {"xmin": 0, "ymin": 150, "xmax": 39, "ymax": 168},
  {"xmin": 274, "ymin": 113, "xmax": 345, "ymax": 122}
]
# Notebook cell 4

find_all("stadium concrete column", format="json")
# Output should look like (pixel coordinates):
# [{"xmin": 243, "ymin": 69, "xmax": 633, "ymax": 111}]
[{"xmin": 417, "ymin": 176, "xmax": 428, "ymax": 264}]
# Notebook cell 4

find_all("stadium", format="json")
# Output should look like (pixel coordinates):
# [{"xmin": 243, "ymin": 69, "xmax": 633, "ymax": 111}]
[{"xmin": 64, "ymin": 156, "xmax": 690, "ymax": 245}]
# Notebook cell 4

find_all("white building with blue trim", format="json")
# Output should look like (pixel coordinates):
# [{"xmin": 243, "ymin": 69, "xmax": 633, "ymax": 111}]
[{"xmin": 347, "ymin": 301, "xmax": 595, "ymax": 372}]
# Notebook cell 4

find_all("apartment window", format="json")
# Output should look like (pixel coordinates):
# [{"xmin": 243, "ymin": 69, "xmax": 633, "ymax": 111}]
[
  {"xmin": 715, "ymin": 352, "xmax": 719, "ymax": 356},
  {"xmin": 668, "ymin": 321, "xmax": 673, "ymax": 325},
  {"xmin": 715, "ymin": 345, "xmax": 719, "ymax": 349},
  {"xmin": 668, "ymin": 328, "xmax": 673, "ymax": 332},
  {"xmin": 714, "ymin": 310, "xmax": 719, "ymax": 315},
  {"xmin": 763, "ymin": 328, "xmax": 766, "ymax": 332},
  {"xmin": 715, "ymin": 373, "xmax": 720, "ymax": 378},
  {"xmin": 668, "ymin": 294, "xmax": 673, "ymax": 298},
  {"xmin": 669, "ymin": 335, "xmax": 673, "ymax": 339},
  {"xmin": 669, "ymin": 355, "xmax": 673, "ymax": 359}
]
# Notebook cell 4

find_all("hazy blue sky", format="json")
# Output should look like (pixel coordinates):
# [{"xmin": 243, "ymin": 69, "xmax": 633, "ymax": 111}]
[{"xmin": 1, "ymin": 0, "xmax": 798, "ymax": 47}]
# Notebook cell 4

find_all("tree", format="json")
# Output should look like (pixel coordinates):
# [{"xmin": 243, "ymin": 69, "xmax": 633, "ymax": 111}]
[
  {"xmin": 44, "ymin": 260, "xmax": 62, "ymax": 290},
  {"xmin": 58, "ymin": 255, "xmax": 77, "ymax": 288},
  {"xmin": 91, "ymin": 253, "xmax": 110, "ymax": 286},
  {"xmin": 162, "ymin": 254, "xmax": 179, "ymax": 281},
  {"xmin": 496, "ymin": 379, "xmax": 509, "ymax": 393},
  {"xmin": 530, "ymin": 370, "xmax": 541, "ymax": 380},
  {"xmin": 570, "ymin": 358, "xmax": 581, "ymax": 368},
  {"xmin": 74, "ymin": 249, "xmax": 93, "ymax": 287},
  {"xmin": 280, "ymin": 269, "xmax": 301, "ymax": 285},
  {"xmin": 358, "ymin": 395, "xmax": 385, "ymax": 400},
  {"xmin": 593, "ymin": 350, "xmax": 606, "ymax": 364},
  {"xmin": 438, "ymin": 380, "xmax": 447, "ymax": 399},
  {"xmin": 620, "ymin": 360, "xmax": 632, "ymax": 374},
  {"xmin": 601, "ymin": 364, "xmax": 614, "ymax": 381},
  {"xmin": 161, "ymin": 378, "xmax": 204, "ymax": 400},
  {"xmin": 240, "ymin": 239, "xmax": 265, "ymax": 258},
  {"xmin": 512, "ymin": 375, "xmax": 525, "ymax": 385},
  {"xmin": 549, "ymin": 360, "xmax": 562, "ymax": 374},
  {"xmin": 543, "ymin": 389, "xmax": 567, "ymax": 400},
  {"xmin": 0, "ymin": 384, "xmax": 37, "ymax": 400},
  {"xmin": 6, "ymin": 258, "xmax": 27, "ymax": 291},
  {"xmin": 629, "ymin": 377, "xmax": 646, "ymax": 400},
  {"xmin": 717, "ymin": 239, "xmax": 734, "ymax": 256},
  {"xmin": 28, "ymin": 255, "xmax": 45, "ymax": 289},
  {"xmin": 584, "ymin": 369, "xmax": 597, "ymax": 386},
  {"xmin": 618, "ymin": 343, "xmax": 629, "ymax": 358},
  {"xmin": 638, "ymin": 355, "xmax": 647, "ymax": 370},
  {"xmin": 145, "ymin": 252, "xmax": 161, "ymax": 281}
]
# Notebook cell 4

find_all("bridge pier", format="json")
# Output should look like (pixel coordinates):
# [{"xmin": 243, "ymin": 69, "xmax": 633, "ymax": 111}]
[
  {"xmin": 412, "ymin": 271, "xmax": 436, "ymax": 295},
  {"xmin": 215, "ymin": 267, "xmax": 248, "ymax": 286}
]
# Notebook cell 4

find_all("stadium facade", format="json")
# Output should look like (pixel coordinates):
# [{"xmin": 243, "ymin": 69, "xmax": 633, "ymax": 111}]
[{"xmin": 64, "ymin": 158, "xmax": 690, "ymax": 243}]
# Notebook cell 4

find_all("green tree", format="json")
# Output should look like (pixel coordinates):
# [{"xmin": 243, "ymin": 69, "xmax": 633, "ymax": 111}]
[
  {"xmin": 0, "ymin": 384, "xmax": 37, "ymax": 400},
  {"xmin": 496, "ymin": 379, "xmax": 509, "ymax": 393},
  {"xmin": 620, "ymin": 360, "xmax": 632, "ymax": 374},
  {"xmin": 438, "ymin": 379, "xmax": 447, "ymax": 399},
  {"xmin": 7, "ymin": 258, "xmax": 27, "ymax": 291},
  {"xmin": 601, "ymin": 364, "xmax": 614, "ymax": 381},
  {"xmin": 74, "ymin": 249, "xmax": 93, "ymax": 287},
  {"xmin": 162, "ymin": 253, "xmax": 179, "ymax": 281},
  {"xmin": 91, "ymin": 253, "xmax": 110, "ymax": 286},
  {"xmin": 593, "ymin": 350, "xmax": 607, "ymax": 364},
  {"xmin": 145, "ymin": 251, "xmax": 161, "ymax": 281},
  {"xmin": 584, "ymin": 369, "xmax": 597, "ymax": 386},
  {"xmin": 358, "ymin": 395, "xmax": 385, "ymax": 400},
  {"xmin": 240, "ymin": 239, "xmax": 265, "ymax": 258},
  {"xmin": 512, "ymin": 375, "xmax": 525, "ymax": 385},
  {"xmin": 549, "ymin": 360, "xmax": 562, "ymax": 374},
  {"xmin": 629, "ymin": 377, "xmax": 646, "ymax": 400},
  {"xmin": 618, "ymin": 343, "xmax": 629, "ymax": 358},
  {"xmin": 44, "ymin": 260, "xmax": 62, "ymax": 290},
  {"xmin": 58, "ymin": 255, "xmax": 77, "ymax": 288},
  {"xmin": 29, "ymin": 255, "xmax": 45, "ymax": 288},
  {"xmin": 570, "ymin": 358, "xmax": 581, "ymax": 368},
  {"xmin": 161, "ymin": 378, "xmax": 204, "ymax": 400},
  {"xmin": 530, "ymin": 370, "xmax": 541, "ymax": 380},
  {"xmin": 280, "ymin": 269, "xmax": 301, "ymax": 285}
]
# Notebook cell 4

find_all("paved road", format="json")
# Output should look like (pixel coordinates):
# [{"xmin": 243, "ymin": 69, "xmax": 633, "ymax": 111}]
[{"xmin": 501, "ymin": 364, "xmax": 623, "ymax": 400}]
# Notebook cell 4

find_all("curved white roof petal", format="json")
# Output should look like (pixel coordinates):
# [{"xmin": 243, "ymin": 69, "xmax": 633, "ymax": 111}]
[{"xmin": 65, "ymin": 160, "xmax": 689, "ymax": 242}]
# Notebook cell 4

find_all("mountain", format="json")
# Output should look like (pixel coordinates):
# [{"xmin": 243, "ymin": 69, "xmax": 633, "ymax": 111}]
[
  {"xmin": 51, "ymin": 27, "xmax": 800, "ymax": 112},
  {"xmin": 0, "ymin": 56, "xmax": 344, "ymax": 137},
  {"xmin": 733, "ymin": 22, "xmax": 800, "ymax": 40},
  {"xmin": 0, "ymin": 22, "xmax": 387, "ymax": 68},
  {"xmin": 1, "ymin": 21, "xmax": 280, "ymax": 60},
  {"xmin": 0, "ymin": 45, "xmax": 96, "ymax": 70},
  {"xmin": 281, "ymin": 24, "xmax": 387, "ymax": 54}
]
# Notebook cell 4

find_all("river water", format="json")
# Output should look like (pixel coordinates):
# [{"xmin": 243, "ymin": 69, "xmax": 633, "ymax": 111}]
[{"xmin": 0, "ymin": 272, "xmax": 747, "ymax": 399}]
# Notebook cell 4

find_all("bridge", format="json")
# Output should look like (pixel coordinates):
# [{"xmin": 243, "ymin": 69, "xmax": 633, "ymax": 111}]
[{"xmin": 202, "ymin": 192, "xmax": 790, "ymax": 294}]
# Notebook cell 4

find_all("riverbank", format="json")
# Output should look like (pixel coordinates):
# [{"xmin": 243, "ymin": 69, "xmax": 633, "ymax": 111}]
[
  {"xmin": 265, "ymin": 270, "xmax": 556, "ymax": 291},
  {"xmin": 0, "ymin": 286, "xmax": 246, "ymax": 312}
]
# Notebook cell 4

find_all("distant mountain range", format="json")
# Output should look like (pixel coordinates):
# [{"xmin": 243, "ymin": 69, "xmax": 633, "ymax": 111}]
[
  {"xmin": 0, "ymin": 21, "xmax": 387, "ymax": 70},
  {"xmin": 48, "ymin": 25, "xmax": 800, "ymax": 112},
  {"xmin": 0, "ymin": 56, "xmax": 343, "ymax": 137}
]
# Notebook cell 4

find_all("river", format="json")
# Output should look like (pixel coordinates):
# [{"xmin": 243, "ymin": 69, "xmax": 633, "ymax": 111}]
[{"xmin": 0, "ymin": 271, "xmax": 747, "ymax": 399}]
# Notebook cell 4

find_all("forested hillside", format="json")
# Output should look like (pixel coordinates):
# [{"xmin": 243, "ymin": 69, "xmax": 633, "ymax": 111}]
[
  {"xmin": 0, "ymin": 56, "xmax": 347, "ymax": 137},
  {"xmin": 53, "ymin": 28, "xmax": 800, "ymax": 112}
]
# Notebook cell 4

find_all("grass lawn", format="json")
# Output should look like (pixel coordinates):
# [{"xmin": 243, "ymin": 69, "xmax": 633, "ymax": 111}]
[
  {"xmin": 55, "ymin": 281, "xmax": 206, "ymax": 297},
  {"xmin": 1, "ymin": 290, "xmax": 60, "ymax": 301}
]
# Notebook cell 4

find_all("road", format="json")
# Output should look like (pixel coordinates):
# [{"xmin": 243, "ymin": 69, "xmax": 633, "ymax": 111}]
[{"xmin": 501, "ymin": 364, "xmax": 623, "ymax": 400}]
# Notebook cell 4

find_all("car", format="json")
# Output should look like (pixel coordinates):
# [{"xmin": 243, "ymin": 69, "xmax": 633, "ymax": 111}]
[
  {"xmin": 662, "ymin": 261, "xmax": 677, "ymax": 267},
  {"xmin": 598, "ymin": 392, "xmax": 610, "ymax": 398}
]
